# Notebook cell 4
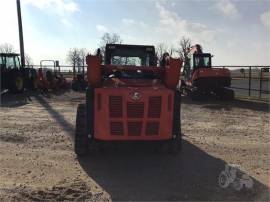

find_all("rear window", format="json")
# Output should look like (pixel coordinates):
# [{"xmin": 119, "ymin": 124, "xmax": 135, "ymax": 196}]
[{"xmin": 111, "ymin": 56, "xmax": 142, "ymax": 66}]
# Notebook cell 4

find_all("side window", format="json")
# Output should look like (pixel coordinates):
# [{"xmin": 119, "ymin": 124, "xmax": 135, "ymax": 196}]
[
  {"xmin": 194, "ymin": 56, "xmax": 207, "ymax": 68},
  {"xmin": 15, "ymin": 56, "xmax": 20, "ymax": 68},
  {"xmin": 146, "ymin": 54, "xmax": 150, "ymax": 66},
  {"xmin": 0, "ymin": 56, "xmax": 3, "ymax": 66},
  {"xmin": 190, "ymin": 55, "xmax": 194, "ymax": 70},
  {"xmin": 6, "ymin": 57, "xmax": 15, "ymax": 69},
  {"xmin": 204, "ymin": 57, "xmax": 211, "ymax": 67}
]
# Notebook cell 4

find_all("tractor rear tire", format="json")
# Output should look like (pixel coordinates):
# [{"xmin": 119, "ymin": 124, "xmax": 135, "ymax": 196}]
[
  {"xmin": 9, "ymin": 71, "xmax": 24, "ymax": 93},
  {"xmin": 74, "ymin": 104, "xmax": 89, "ymax": 156}
]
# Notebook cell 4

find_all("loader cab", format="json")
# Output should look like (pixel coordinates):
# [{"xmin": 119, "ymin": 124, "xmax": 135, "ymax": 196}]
[
  {"xmin": 104, "ymin": 44, "xmax": 158, "ymax": 80},
  {"xmin": 105, "ymin": 44, "xmax": 156, "ymax": 66},
  {"xmin": 75, "ymin": 43, "xmax": 182, "ymax": 156}
]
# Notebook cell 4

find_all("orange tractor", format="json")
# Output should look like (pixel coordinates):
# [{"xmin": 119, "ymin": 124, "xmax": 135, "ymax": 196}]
[
  {"xmin": 37, "ymin": 60, "xmax": 69, "ymax": 91},
  {"xmin": 74, "ymin": 44, "xmax": 182, "ymax": 155},
  {"xmin": 181, "ymin": 44, "xmax": 234, "ymax": 100}
]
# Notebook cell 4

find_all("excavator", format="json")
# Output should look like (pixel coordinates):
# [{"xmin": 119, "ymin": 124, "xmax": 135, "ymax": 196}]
[{"xmin": 181, "ymin": 44, "xmax": 234, "ymax": 100}]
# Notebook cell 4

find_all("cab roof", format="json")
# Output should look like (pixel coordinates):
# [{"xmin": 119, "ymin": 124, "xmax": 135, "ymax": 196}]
[
  {"xmin": 106, "ymin": 44, "xmax": 155, "ymax": 49},
  {"xmin": 0, "ymin": 53, "xmax": 20, "ymax": 57}
]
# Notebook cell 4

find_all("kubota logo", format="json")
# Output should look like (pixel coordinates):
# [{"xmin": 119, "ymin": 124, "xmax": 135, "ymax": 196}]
[{"xmin": 130, "ymin": 91, "xmax": 142, "ymax": 101}]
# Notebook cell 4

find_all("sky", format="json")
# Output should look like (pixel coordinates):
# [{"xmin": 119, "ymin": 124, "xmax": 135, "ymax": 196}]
[{"xmin": 0, "ymin": 0, "xmax": 269, "ymax": 66}]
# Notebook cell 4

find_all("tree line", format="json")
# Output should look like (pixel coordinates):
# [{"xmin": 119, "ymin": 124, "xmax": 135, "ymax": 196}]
[
  {"xmin": 0, "ymin": 33, "xmax": 192, "ymax": 68},
  {"xmin": 67, "ymin": 33, "xmax": 193, "ymax": 68},
  {"xmin": 0, "ymin": 43, "xmax": 33, "ymax": 66}
]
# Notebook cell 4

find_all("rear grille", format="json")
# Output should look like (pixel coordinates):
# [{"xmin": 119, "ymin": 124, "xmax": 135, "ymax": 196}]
[
  {"xmin": 127, "ymin": 102, "xmax": 144, "ymax": 118},
  {"xmin": 128, "ymin": 122, "xmax": 142, "ymax": 136},
  {"xmin": 145, "ymin": 122, "xmax": 159, "ymax": 136},
  {"xmin": 148, "ymin": 96, "xmax": 162, "ymax": 118},
  {"xmin": 107, "ymin": 95, "xmax": 162, "ymax": 137},
  {"xmin": 110, "ymin": 122, "xmax": 124, "ymax": 135},
  {"xmin": 109, "ymin": 96, "xmax": 123, "ymax": 117}
]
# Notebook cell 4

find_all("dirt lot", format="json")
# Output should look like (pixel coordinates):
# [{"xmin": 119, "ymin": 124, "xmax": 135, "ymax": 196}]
[{"xmin": 0, "ymin": 90, "xmax": 269, "ymax": 201}]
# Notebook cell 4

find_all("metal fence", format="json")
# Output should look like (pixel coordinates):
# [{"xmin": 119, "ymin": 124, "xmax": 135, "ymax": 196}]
[
  {"xmin": 213, "ymin": 66, "xmax": 269, "ymax": 100},
  {"xmin": 30, "ymin": 64, "xmax": 270, "ymax": 100}
]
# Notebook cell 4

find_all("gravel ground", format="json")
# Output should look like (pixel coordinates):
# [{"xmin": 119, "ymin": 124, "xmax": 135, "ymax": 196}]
[{"xmin": 0, "ymin": 90, "xmax": 269, "ymax": 201}]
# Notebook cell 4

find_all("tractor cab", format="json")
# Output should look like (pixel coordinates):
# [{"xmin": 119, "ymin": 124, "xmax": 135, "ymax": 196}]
[
  {"xmin": 0, "ymin": 53, "xmax": 21, "ymax": 70},
  {"xmin": 0, "ymin": 53, "xmax": 23, "ymax": 92},
  {"xmin": 0, "ymin": 53, "xmax": 38, "ymax": 93}
]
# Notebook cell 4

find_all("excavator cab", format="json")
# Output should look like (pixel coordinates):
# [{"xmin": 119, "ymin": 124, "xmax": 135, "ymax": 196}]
[{"xmin": 192, "ymin": 53, "xmax": 212, "ymax": 69}]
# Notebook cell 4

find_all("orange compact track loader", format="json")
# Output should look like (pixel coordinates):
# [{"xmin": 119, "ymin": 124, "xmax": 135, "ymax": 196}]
[
  {"xmin": 181, "ymin": 44, "xmax": 234, "ymax": 100},
  {"xmin": 74, "ymin": 44, "xmax": 183, "ymax": 155}
]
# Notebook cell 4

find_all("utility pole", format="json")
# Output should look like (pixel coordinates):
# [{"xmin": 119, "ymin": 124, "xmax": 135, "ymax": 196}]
[{"xmin": 16, "ymin": 0, "xmax": 25, "ymax": 68}]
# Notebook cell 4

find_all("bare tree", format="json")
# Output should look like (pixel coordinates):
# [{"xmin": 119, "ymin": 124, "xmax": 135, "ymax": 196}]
[
  {"xmin": 0, "ymin": 43, "xmax": 16, "ymax": 53},
  {"xmin": 67, "ymin": 48, "xmax": 88, "ymax": 74},
  {"xmin": 67, "ymin": 48, "xmax": 81, "ymax": 74},
  {"xmin": 168, "ymin": 45, "xmax": 176, "ymax": 57},
  {"xmin": 79, "ymin": 48, "xmax": 87, "ymax": 66},
  {"xmin": 25, "ymin": 54, "xmax": 33, "ymax": 67},
  {"xmin": 156, "ymin": 43, "xmax": 168, "ymax": 61},
  {"xmin": 78, "ymin": 48, "xmax": 87, "ymax": 74},
  {"xmin": 176, "ymin": 36, "xmax": 192, "ymax": 63},
  {"xmin": 98, "ymin": 33, "xmax": 123, "ymax": 56},
  {"xmin": 155, "ymin": 43, "xmax": 176, "ymax": 66}
]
